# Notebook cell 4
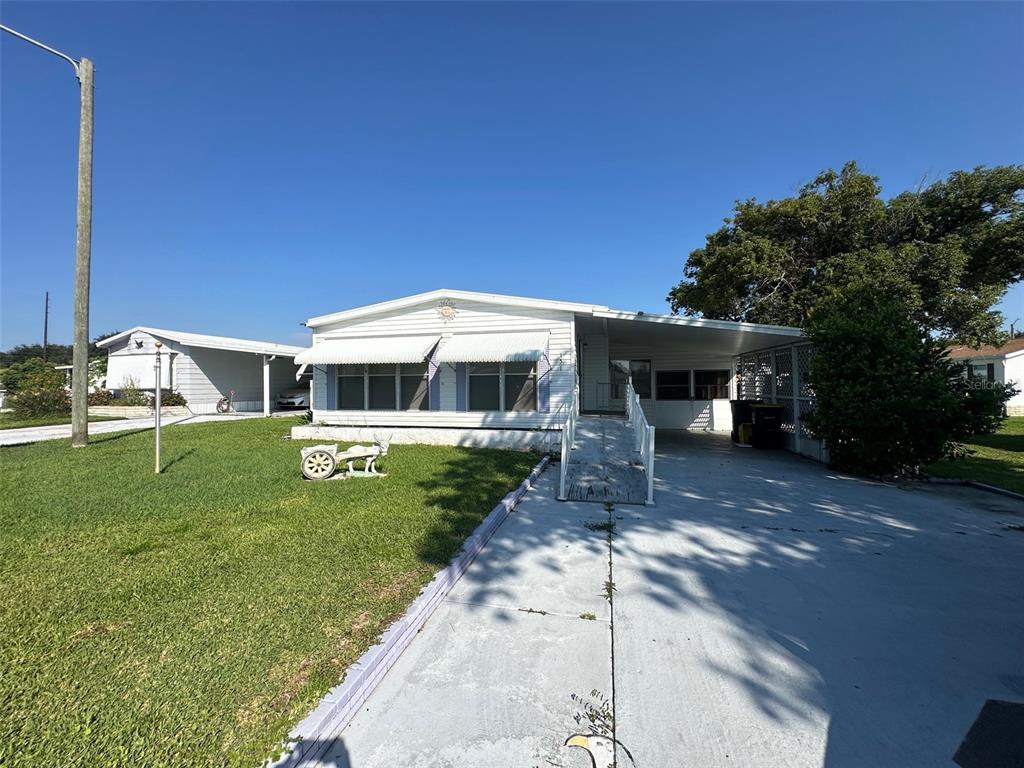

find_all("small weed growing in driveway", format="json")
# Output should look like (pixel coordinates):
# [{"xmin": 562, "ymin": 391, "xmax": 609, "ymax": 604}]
[
  {"xmin": 584, "ymin": 519, "xmax": 616, "ymax": 533},
  {"xmin": 579, "ymin": 612, "xmax": 597, "ymax": 621},
  {"xmin": 602, "ymin": 579, "xmax": 617, "ymax": 602}
]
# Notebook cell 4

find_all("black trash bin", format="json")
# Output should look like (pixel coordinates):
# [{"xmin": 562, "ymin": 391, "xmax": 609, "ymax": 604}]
[
  {"xmin": 730, "ymin": 399, "xmax": 763, "ymax": 443},
  {"xmin": 750, "ymin": 403, "xmax": 785, "ymax": 449}
]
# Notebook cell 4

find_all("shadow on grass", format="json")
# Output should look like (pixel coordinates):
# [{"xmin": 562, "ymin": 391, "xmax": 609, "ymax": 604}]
[
  {"xmin": 968, "ymin": 433, "xmax": 1024, "ymax": 452},
  {"xmin": 413, "ymin": 447, "xmax": 540, "ymax": 567},
  {"xmin": 160, "ymin": 448, "xmax": 197, "ymax": 472}
]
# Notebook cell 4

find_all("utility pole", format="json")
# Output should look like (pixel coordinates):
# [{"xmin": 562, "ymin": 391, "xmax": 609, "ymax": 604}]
[
  {"xmin": 43, "ymin": 291, "xmax": 49, "ymax": 362},
  {"xmin": 1, "ymin": 24, "xmax": 94, "ymax": 447},
  {"xmin": 71, "ymin": 58, "xmax": 94, "ymax": 447}
]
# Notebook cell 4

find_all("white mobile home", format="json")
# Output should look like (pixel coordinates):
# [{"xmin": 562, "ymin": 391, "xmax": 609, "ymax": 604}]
[
  {"xmin": 947, "ymin": 339, "xmax": 1024, "ymax": 416},
  {"xmin": 292, "ymin": 289, "xmax": 812, "ymax": 452},
  {"xmin": 97, "ymin": 328, "xmax": 305, "ymax": 415}
]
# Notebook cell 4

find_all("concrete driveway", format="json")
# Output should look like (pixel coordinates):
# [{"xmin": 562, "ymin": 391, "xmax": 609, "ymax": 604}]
[{"xmin": 312, "ymin": 432, "xmax": 1024, "ymax": 768}]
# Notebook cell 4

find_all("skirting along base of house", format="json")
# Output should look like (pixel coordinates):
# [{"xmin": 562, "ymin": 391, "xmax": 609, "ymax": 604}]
[{"xmin": 291, "ymin": 424, "xmax": 559, "ymax": 451}]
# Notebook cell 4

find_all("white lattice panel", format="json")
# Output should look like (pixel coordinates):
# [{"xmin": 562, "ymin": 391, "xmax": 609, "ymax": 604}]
[
  {"xmin": 736, "ymin": 355, "xmax": 757, "ymax": 399},
  {"xmin": 796, "ymin": 345, "xmax": 815, "ymax": 398},
  {"xmin": 798, "ymin": 398, "xmax": 816, "ymax": 437},
  {"xmin": 779, "ymin": 400, "xmax": 796, "ymax": 434},
  {"xmin": 756, "ymin": 352, "xmax": 773, "ymax": 398},
  {"xmin": 775, "ymin": 350, "xmax": 793, "ymax": 398}
]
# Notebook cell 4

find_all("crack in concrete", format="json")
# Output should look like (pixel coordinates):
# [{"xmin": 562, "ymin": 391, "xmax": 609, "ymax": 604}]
[
  {"xmin": 444, "ymin": 598, "xmax": 611, "ymax": 623},
  {"xmin": 606, "ymin": 501, "xmax": 619, "ymax": 768}
]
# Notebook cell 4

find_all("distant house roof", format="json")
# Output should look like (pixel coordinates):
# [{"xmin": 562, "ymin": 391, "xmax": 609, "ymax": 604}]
[
  {"xmin": 947, "ymin": 338, "xmax": 1024, "ymax": 360},
  {"xmin": 95, "ymin": 327, "xmax": 305, "ymax": 358}
]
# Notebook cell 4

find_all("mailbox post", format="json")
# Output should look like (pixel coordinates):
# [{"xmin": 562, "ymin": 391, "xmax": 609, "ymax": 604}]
[{"xmin": 154, "ymin": 341, "xmax": 162, "ymax": 474}]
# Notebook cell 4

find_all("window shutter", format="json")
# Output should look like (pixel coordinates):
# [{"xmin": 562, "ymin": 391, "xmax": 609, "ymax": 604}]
[
  {"xmin": 987, "ymin": 363, "xmax": 995, "ymax": 382},
  {"xmin": 538, "ymin": 353, "xmax": 551, "ymax": 413},
  {"xmin": 325, "ymin": 365, "xmax": 337, "ymax": 409},
  {"xmin": 456, "ymin": 363, "xmax": 467, "ymax": 411}
]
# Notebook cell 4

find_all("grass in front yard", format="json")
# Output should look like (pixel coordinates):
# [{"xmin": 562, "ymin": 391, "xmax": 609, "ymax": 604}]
[
  {"xmin": 0, "ymin": 417, "xmax": 538, "ymax": 767},
  {"xmin": 927, "ymin": 416, "xmax": 1024, "ymax": 495},
  {"xmin": 0, "ymin": 413, "xmax": 126, "ymax": 430}
]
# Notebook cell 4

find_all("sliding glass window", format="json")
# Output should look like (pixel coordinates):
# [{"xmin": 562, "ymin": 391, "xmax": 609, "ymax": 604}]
[
  {"xmin": 400, "ymin": 364, "xmax": 429, "ymax": 411},
  {"xmin": 694, "ymin": 370, "xmax": 730, "ymax": 400},
  {"xmin": 367, "ymin": 364, "xmax": 396, "ymax": 410},
  {"xmin": 337, "ymin": 364, "xmax": 365, "ymax": 410},
  {"xmin": 468, "ymin": 363, "xmax": 501, "ymax": 411},
  {"xmin": 505, "ymin": 362, "xmax": 537, "ymax": 411},
  {"xmin": 337, "ymin": 363, "xmax": 431, "ymax": 410}
]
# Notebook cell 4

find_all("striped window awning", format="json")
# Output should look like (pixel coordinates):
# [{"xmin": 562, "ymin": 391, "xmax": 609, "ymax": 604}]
[
  {"xmin": 294, "ymin": 336, "xmax": 439, "ymax": 365},
  {"xmin": 435, "ymin": 332, "xmax": 549, "ymax": 363}
]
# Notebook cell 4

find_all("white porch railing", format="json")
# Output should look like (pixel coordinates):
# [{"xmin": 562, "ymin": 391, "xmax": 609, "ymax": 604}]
[
  {"xmin": 557, "ymin": 384, "xmax": 580, "ymax": 501},
  {"xmin": 625, "ymin": 378, "xmax": 656, "ymax": 505}
]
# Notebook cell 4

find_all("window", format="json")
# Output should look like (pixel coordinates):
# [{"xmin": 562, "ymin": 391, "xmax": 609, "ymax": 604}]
[
  {"xmin": 367, "ymin": 364, "xmax": 396, "ymax": 410},
  {"xmin": 468, "ymin": 363, "xmax": 501, "ymax": 411},
  {"xmin": 970, "ymin": 363, "xmax": 995, "ymax": 382},
  {"xmin": 337, "ymin": 364, "xmax": 365, "ymax": 410},
  {"xmin": 610, "ymin": 360, "xmax": 652, "ymax": 399},
  {"xmin": 505, "ymin": 362, "xmax": 537, "ymax": 411},
  {"xmin": 400, "ymin": 364, "xmax": 429, "ymax": 411},
  {"xmin": 337, "ymin": 363, "xmax": 431, "ymax": 410},
  {"xmin": 656, "ymin": 371, "xmax": 690, "ymax": 400},
  {"xmin": 694, "ymin": 370, "xmax": 730, "ymax": 400},
  {"xmin": 467, "ymin": 361, "xmax": 539, "ymax": 412}
]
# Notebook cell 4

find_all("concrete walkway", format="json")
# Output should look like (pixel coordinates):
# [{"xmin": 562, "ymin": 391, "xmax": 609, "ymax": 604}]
[
  {"xmin": 310, "ymin": 432, "xmax": 1024, "ymax": 768},
  {"xmin": 0, "ymin": 412, "xmax": 262, "ymax": 446},
  {"xmin": 562, "ymin": 414, "xmax": 648, "ymax": 505}
]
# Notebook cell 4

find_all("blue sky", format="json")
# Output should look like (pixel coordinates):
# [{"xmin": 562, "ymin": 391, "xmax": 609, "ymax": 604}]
[{"xmin": 2, "ymin": 2, "xmax": 1022, "ymax": 347}]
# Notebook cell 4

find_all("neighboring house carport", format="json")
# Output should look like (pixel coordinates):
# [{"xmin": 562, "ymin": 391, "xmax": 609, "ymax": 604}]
[{"xmin": 96, "ymin": 327, "xmax": 306, "ymax": 415}]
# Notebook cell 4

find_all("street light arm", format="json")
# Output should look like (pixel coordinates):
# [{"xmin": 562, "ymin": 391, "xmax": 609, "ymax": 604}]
[{"xmin": 0, "ymin": 23, "xmax": 81, "ymax": 78}]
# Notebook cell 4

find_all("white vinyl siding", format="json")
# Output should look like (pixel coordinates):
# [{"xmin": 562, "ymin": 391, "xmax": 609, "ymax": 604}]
[
  {"xmin": 608, "ymin": 341, "xmax": 736, "ymax": 430},
  {"xmin": 312, "ymin": 299, "xmax": 575, "ymax": 429}
]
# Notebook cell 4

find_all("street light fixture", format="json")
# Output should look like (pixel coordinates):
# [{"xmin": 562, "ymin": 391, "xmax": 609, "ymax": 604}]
[{"xmin": 1, "ymin": 23, "xmax": 94, "ymax": 447}]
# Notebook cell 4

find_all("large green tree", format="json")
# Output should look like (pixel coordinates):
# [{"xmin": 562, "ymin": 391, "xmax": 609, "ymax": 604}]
[{"xmin": 668, "ymin": 163, "xmax": 1024, "ymax": 344}]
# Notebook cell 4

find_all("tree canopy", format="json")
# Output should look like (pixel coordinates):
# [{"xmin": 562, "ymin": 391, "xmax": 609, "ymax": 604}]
[{"xmin": 668, "ymin": 163, "xmax": 1024, "ymax": 345}]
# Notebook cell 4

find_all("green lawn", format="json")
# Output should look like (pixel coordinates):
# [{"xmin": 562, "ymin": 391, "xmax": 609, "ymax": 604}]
[
  {"xmin": 0, "ymin": 417, "xmax": 538, "ymax": 767},
  {"xmin": 927, "ymin": 416, "xmax": 1024, "ymax": 495},
  {"xmin": 0, "ymin": 412, "xmax": 126, "ymax": 430}
]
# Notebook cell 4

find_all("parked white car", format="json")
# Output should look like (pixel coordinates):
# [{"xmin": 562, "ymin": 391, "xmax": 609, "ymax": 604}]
[{"xmin": 276, "ymin": 389, "xmax": 309, "ymax": 409}]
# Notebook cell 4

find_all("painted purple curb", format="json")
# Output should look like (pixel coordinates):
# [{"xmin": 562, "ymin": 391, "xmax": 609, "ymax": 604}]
[{"xmin": 267, "ymin": 454, "xmax": 551, "ymax": 768}]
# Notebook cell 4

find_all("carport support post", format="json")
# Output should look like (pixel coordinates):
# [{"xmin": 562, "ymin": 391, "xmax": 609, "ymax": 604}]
[{"xmin": 262, "ymin": 355, "xmax": 272, "ymax": 417}]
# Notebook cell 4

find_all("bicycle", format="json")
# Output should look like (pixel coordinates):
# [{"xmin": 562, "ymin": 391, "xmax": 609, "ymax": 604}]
[{"xmin": 215, "ymin": 389, "xmax": 235, "ymax": 414}]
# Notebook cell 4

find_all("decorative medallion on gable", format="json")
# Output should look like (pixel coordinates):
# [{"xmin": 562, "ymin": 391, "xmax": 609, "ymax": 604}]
[{"xmin": 436, "ymin": 300, "xmax": 458, "ymax": 323}]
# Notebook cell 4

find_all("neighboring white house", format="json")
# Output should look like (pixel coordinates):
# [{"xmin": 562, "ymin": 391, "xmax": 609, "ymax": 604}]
[
  {"xmin": 292, "ymin": 289, "xmax": 815, "ymax": 452},
  {"xmin": 96, "ymin": 328, "xmax": 306, "ymax": 415},
  {"xmin": 947, "ymin": 338, "xmax": 1024, "ymax": 416}
]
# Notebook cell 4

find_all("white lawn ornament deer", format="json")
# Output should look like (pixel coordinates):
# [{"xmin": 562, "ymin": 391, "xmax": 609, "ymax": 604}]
[{"xmin": 340, "ymin": 433, "xmax": 391, "ymax": 475}]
